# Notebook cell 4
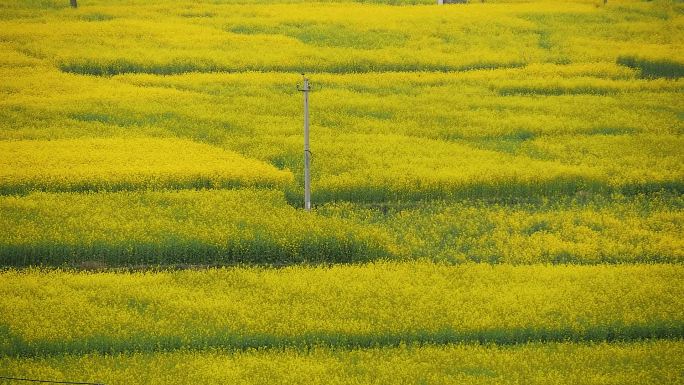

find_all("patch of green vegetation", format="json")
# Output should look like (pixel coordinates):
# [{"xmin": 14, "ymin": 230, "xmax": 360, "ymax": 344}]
[
  {"xmin": 80, "ymin": 13, "xmax": 115, "ymax": 22},
  {"xmin": 617, "ymin": 56, "xmax": 684, "ymax": 79}
]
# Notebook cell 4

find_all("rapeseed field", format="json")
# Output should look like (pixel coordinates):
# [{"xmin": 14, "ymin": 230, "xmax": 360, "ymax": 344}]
[{"xmin": 0, "ymin": 0, "xmax": 682, "ymax": 383}]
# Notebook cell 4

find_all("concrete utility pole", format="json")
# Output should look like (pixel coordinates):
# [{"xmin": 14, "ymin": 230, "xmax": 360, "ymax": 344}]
[
  {"xmin": 70, "ymin": 0, "xmax": 77, "ymax": 8},
  {"xmin": 299, "ymin": 74, "xmax": 312, "ymax": 211}
]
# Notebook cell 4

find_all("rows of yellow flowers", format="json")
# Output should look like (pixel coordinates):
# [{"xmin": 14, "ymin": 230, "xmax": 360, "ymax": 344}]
[
  {"xmin": 0, "ymin": 189, "xmax": 392, "ymax": 266},
  {"xmin": 0, "ymin": 69, "xmax": 681, "ymax": 200},
  {"xmin": 0, "ymin": 138, "xmax": 293, "ymax": 194},
  {"xmin": 1, "ymin": 190, "xmax": 681, "ymax": 265},
  {"xmin": 0, "ymin": 263, "xmax": 681, "ymax": 356},
  {"xmin": 0, "ymin": 0, "xmax": 682, "ymax": 382},
  {"xmin": 319, "ymin": 193, "xmax": 684, "ymax": 263},
  {"xmin": 1, "ymin": 0, "xmax": 682, "ymax": 202},
  {"xmin": 301, "ymin": 132, "xmax": 683, "ymax": 202},
  {"xmin": 3, "ymin": 64, "xmax": 679, "ymax": 138},
  {"xmin": 2, "ymin": 1, "xmax": 680, "ymax": 74},
  {"xmin": 1, "ymin": 341, "xmax": 682, "ymax": 385}
]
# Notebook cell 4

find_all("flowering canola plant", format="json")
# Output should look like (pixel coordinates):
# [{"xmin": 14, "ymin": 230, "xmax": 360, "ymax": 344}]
[{"xmin": 0, "ymin": 0, "xmax": 682, "ymax": 383}]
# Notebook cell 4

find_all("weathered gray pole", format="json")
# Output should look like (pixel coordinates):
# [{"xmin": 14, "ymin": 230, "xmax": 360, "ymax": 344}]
[
  {"xmin": 302, "ymin": 75, "xmax": 311, "ymax": 211},
  {"xmin": 70, "ymin": 0, "xmax": 78, "ymax": 8}
]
